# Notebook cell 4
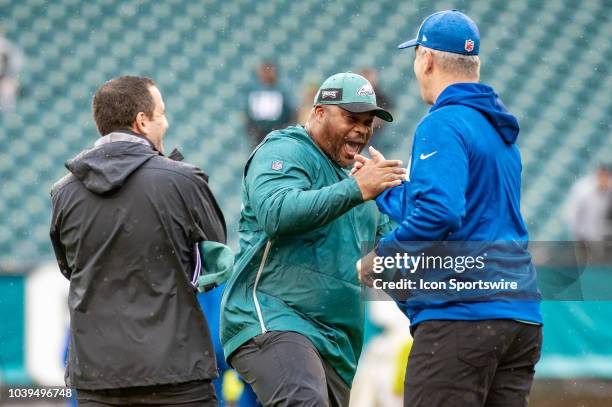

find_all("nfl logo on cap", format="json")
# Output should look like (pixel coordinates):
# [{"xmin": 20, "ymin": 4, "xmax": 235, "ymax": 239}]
[
  {"xmin": 465, "ymin": 39, "xmax": 474, "ymax": 52},
  {"xmin": 271, "ymin": 160, "xmax": 283, "ymax": 170}
]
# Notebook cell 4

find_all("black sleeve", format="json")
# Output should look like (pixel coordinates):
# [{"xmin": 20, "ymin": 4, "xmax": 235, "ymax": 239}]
[
  {"xmin": 186, "ymin": 168, "xmax": 227, "ymax": 245},
  {"xmin": 50, "ymin": 193, "xmax": 71, "ymax": 280}
]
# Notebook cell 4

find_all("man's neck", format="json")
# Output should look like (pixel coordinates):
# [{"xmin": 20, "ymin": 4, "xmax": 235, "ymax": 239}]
[
  {"xmin": 303, "ymin": 122, "xmax": 314, "ymax": 140},
  {"xmin": 303, "ymin": 122, "xmax": 322, "ymax": 148},
  {"xmin": 303, "ymin": 122, "xmax": 335, "ymax": 164},
  {"xmin": 126, "ymin": 128, "xmax": 161, "ymax": 152},
  {"xmin": 120, "ymin": 129, "xmax": 145, "ymax": 138},
  {"xmin": 431, "ymin": 76, "xmax": 479, "ymax": 105}
]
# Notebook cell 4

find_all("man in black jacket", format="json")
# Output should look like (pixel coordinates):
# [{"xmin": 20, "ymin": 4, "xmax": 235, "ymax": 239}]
[{"xmin": 50, "ymin": 76, "xmax": 226, "ymax": 406}]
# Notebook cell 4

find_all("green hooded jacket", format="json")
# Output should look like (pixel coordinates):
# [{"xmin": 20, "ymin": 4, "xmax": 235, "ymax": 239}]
[{"xmin": 220, "ymin": 125, "xmax": 392, "ymax": 385}]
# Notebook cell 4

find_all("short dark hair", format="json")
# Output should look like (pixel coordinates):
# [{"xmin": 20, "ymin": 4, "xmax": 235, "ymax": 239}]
[{"xmin": 92, "ymin": 76, "xmax": 156, "ymax": 136}]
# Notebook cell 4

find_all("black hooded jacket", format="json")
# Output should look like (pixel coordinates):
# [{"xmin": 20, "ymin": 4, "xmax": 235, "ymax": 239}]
[{"xmin": 50, "ymin": 134, "xmax": 226, "ymax": 390}]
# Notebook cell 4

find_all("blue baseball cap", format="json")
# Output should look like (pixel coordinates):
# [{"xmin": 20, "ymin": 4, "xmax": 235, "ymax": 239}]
[{"xmin": 398, "ymin": 10, "xmax": 480, "ymax": 55}]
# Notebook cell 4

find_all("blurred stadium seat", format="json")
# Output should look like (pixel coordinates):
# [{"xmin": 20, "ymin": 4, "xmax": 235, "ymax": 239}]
[{"xmin": 0, "ymin": 0, "xmax": 610, "ymax": 263}]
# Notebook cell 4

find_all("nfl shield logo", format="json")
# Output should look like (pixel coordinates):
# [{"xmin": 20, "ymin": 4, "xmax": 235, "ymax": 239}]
[
  {"xmin": 271, "ymin": 160, "xmax": 283, "ymax": 170},
  {"xmin": 465, "ymin": 39, "xmax": 474, "ymax": 52}
]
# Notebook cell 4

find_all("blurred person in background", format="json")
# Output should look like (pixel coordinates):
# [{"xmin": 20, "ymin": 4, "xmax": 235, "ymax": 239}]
[
  {"xmin": 0, "ymin": 24, "xmax": 25, "ymax": 111},
  {"xmin": 198, "ymin": 286, "xmax": 260, "ymax": 406},
  {"xmin": 564, "ymin": 163, "xmax": 612, "ymax": 242},
  {"xmin": 244, "ymin": 60, "xmax": 295, "ymax": 145},
  {"xmin": 50, "ymin": 76, "xmax": 226, "ymax": 406},
  {"xmin": 296, "ymin": 80, "xmax": 320, "ymax": 124},
  {"xmin": 350, "ymin": 301, "xmax": 411, "ymax": 407},
  {"xmin": 358, "ymin": 10, "xmax": 542, "ymax": 406}
]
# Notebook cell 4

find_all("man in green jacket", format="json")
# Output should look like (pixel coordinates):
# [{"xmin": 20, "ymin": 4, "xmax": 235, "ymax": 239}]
[{"xmin": 220, "ymin": 72, "xmax": 405, "ymax": 406}]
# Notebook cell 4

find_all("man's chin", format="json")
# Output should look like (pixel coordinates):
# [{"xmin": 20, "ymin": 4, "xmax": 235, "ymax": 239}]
[{"xmin": 338, "ymin": 156, "xmax": 356, "ymax": 169}]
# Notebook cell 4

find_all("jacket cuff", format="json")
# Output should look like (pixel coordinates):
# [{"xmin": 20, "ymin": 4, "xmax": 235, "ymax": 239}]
[{"xmin": 344, "ymin": 176, "xmax": 365, "ymax": 205}]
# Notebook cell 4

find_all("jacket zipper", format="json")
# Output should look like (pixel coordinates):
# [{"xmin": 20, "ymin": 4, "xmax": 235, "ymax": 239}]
[{"xmin": 253, "ymin": 240, "xmax": 272, "ymax": 334}]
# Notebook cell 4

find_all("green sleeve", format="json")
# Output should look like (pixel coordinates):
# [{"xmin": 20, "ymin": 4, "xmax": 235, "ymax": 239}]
[{"xmin": 246, "ymin": 138, "xmax": 364, "ymax": 237}]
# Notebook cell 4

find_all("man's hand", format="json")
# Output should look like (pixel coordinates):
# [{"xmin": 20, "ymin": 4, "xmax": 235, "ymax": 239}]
[
  {"xmin": 349, "ymin": 146, "xmax": 389, "ymax": 176},
  {"xmin": 356, "ymin": 250, "xmax": 378, "ymax": 288},
  {"xmin": 353, "ymin": 146, "xmax": 405, "ymax": 201},
  {"xmin": 348, "ymin": 159, "xmax": 364, "ymax": 177}
]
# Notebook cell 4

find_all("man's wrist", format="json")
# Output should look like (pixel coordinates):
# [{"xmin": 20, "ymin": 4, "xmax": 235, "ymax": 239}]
[{"xmin": 346, "ymin": 176, "xmax": 366, "ymax": 204}]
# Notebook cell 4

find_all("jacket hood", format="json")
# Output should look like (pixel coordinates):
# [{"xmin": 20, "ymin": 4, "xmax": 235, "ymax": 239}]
[
  {"xmin": 432, "ymin": 83, "xmax": 520, "ymax": 144},
  {"xmin": 66, "ymin": 141, "xmax": 159, "ymax": 194}
]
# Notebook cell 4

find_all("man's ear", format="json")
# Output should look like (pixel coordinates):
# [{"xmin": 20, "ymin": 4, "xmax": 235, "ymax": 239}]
[
  {"xmin": 423, "ymin": 50, "xmax": 435, "ymax": 75},
  {"xmin": 313, "ymin": 105, "xmax": 325, "ymax": 122},
  {"xmin": 132, "ymin": 112, "xmax": 149, "ymax": 135}
]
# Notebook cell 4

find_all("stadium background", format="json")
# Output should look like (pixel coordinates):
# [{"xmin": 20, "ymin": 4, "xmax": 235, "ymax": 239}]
[{"xmin": 0, "ymin": 0, "xmax": 610, "ymax": 405}]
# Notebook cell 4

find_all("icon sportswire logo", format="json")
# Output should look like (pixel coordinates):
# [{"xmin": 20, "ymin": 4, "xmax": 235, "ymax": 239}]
[{"xmin": 420, "ymin": 151, "xmax": 437, "ymax": 160}]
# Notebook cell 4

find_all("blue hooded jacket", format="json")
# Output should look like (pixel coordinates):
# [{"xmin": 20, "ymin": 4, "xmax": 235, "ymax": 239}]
[{"xmin": 375, "ymin": 83, "xmax": 542, "ymax": 326}]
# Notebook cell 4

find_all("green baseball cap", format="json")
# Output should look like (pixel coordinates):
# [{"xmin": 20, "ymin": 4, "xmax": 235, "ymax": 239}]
[{"xmin": 313, "ymin": 72, "xmax": 393, "ymax": 122}]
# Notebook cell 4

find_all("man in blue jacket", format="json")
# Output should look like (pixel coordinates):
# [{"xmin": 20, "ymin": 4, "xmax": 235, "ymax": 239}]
[{"xmin": 358, "ymin": 10, "xmax": 542, "ymax": 406}]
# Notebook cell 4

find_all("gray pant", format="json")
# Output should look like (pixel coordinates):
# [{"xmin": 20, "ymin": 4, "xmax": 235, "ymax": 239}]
[{"xmin": 229, "ymin": 331, "xmax": 350, "ymax": 407}]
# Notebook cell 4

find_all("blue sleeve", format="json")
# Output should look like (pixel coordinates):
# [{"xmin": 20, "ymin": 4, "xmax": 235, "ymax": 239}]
[
  {"xmin": 376, "ymin": 181, "xmax": 408, "ymax": 224},
  {"xmin": 376, "ymin": 117, "xmax": 469, "ymax": 255},
  {"xmin": 376, "ymin": 156, "xmax": 413, "ymax": 223}
]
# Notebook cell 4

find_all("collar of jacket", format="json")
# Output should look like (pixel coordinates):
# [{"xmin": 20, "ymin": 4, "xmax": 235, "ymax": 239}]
[
  {"xmin": 94, "ymin": 130, "xmax": 184, "ymax": 161},
  {"xmin": 95, "ymin": 130, "xmax": 154, "ymax": 148}
]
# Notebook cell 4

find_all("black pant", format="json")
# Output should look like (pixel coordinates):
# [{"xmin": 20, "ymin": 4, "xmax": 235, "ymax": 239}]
[
  {"xmin": 229, "ymin": 331, "xmax": 350, "ymax": 407},
  {"xmin": 404, "ymin": 319, "xmax": 542, "ymax": 407},
  {"xmin": 76, "ymin": 379, "xmax": 217, "ymax": 406}
]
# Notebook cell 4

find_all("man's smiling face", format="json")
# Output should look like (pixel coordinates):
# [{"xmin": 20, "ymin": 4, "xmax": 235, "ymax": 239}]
[{"xmin": 316, "ymin": 105, "xmax": 375, "ymax": 168}]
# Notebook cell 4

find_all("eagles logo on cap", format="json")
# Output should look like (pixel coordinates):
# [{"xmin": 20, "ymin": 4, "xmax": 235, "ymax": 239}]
[
  {"xmin": 318, "ymin": 88, "xmax": 343, "ymax": 102},
  {"xmin": 356, "ymin": 84, "xmax": 374, "ymax": 97}
]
